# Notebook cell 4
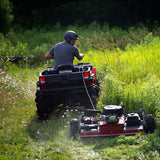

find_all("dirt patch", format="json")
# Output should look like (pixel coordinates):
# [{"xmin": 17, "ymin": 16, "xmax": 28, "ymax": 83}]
[{"xmin": 0, "ymin": 69, "xmax": 5, "ymax": 76}]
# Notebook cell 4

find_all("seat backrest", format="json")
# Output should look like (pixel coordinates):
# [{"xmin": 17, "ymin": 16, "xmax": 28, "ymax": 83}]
[{"xmin": 56, "ymin": 64, "xmax": 74, "ymax": 72}]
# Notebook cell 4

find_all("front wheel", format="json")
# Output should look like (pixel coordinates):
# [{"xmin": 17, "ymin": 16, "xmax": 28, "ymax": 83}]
[{"xmin": 70, "ymin": 119, "xmax": 79, "ymax": 140}]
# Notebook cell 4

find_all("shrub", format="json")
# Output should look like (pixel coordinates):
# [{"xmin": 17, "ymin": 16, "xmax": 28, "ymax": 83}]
[
  {"xmin": 0, "ymin": 0, "xmax": 14, "ymax": 34},
  {"xmin": 0, "ymin": 34, "xmax": 29, "ymax": 67}
]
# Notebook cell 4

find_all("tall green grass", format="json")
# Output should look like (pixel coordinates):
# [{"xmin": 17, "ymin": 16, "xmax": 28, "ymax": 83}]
[{"xmin": 80, "ymin": 35, "xmax": 160, "ymax": 115}]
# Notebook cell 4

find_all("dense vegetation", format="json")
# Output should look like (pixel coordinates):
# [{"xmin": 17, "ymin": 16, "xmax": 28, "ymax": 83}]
[
  {"xmin": 0, "ymin": 0, "xmax": 13, "ymax": 33},
  {"xmin": 0, "ymin": 24, "xmax": 160, "ymax": 159},
  {"xmin": 1, "ymin": 0, "xmax": 160, "ymax": 34},
  {"xmin": 1, "ymin": 22, "xmax": 160, "ymax": 65},
  {"xmin": 11, "ymin": 0, "xmax": 160, "ymax": 28}
]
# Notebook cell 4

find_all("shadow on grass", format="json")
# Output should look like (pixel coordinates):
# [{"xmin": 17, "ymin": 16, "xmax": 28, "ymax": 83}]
[
  {"xmin": 26, "ymin": 111, "xmax": 79, "ymax": 141},
  {"xmin": 26, "ymin": 111, "xmax": 140, "ymax": 153}
]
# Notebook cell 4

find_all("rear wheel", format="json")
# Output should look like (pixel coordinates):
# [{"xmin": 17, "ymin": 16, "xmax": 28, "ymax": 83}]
[
  {"xmin": 70, "ymin": 119, "xmax": 79, "ymax": 140},
  {"xmin": 35, "ymin": 90, "xmax": 56, "ymax": 121},
  {"xmin": 143, "ymin": 114, "xmax": 156, "ymax": 133}
]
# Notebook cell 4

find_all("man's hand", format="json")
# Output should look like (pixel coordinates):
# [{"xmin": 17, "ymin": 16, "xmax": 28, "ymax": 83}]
[
  {"xmin": 77, "ymin": 53, "xmax": 84, "ymax": 60},
  {"xmin": 45, "ymin": 53, "xmax": 53, "ymax": 60}
]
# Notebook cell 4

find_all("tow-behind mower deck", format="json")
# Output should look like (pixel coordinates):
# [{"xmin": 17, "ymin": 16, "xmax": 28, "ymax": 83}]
[
  {"xmin": 70, "ymin": 105, "xmax": 156, "ymax": 138},
  {"xmin": 80, "ymin": 116, "xmax": 144, "ymax": 137}
]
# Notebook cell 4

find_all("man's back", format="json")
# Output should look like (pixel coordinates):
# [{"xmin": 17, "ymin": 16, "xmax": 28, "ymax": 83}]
[
  {"xmin": 49, "ymin": 42, "xmax": 80, "ymax": 70},
  {"xmin": 45, "ymin": 30, "xmax": 84, "ymax": 68}
]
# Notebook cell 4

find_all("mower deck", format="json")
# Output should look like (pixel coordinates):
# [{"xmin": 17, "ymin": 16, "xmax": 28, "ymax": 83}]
[
  {"xmin": 80, "ymin": 115, "xmax": 143, "ymax": 137},
  {"xmin": 70, "ymin": 105, "xmax": 156, "ymax": 139},
  {"xmin": 80, "ymin": 125, "xmax": 144, "ymax": 137}
]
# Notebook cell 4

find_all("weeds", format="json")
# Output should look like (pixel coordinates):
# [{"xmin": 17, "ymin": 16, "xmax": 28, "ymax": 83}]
[
  {"xmin": 79, "ymin": 37, "xmax": 160, "ymax": 114},
  {"xmin": 1, "ymin": 23, "xmax": 159, "ymax": 68}
]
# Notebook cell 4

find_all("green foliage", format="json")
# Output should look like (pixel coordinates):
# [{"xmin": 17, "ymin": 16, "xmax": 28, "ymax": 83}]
[
  {"xmin": 0, "ymin": 0, "xmax": 14, "ymax": 34},
  {"xmin": 156, "ymin": 107, "xmax": 160, "ymax": 135},
  {"xmin": 12, "ymin": 0, "xmax": 160, "ymax": 28},
  {"xmin": 0, "ymin": 33, "xmax": 29, "ymax": 68},
  {"xmin": 6, "ymin": 23, "xmax": 151, "ymax": 51},
  {"xmin": 1, "ymin": 23, "xmax": 155, "ymax": 68},
  {"xmin": 80, "ymin": 36, "xmax": 160, "ymax": 115}
]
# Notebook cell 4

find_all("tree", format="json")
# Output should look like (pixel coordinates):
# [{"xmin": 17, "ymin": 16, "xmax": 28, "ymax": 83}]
[{"xmin": 0, "ymin": 0, "xmax": 14, "ymax": 34}]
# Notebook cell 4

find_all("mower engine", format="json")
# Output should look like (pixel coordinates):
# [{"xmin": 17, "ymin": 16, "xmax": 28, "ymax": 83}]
[{"xmin": 100, "ymin": 105, "xmax": 123, "ymax": 123}]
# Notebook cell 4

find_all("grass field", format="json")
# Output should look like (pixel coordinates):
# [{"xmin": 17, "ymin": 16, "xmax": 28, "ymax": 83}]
[{"xmin": 0, "ymin": 24, "xmax": 160, "ymax": 159}]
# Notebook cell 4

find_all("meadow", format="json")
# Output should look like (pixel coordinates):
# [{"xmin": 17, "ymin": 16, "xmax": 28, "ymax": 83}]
[{"xmin": 0, "ymin": 23, "xmax": 160, "ymax": 159}]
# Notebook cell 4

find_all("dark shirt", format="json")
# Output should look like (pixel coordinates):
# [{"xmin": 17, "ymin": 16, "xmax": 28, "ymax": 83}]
[{"xmin": 49, "ymin": 42, "xmax": 80, "ymax": 69}]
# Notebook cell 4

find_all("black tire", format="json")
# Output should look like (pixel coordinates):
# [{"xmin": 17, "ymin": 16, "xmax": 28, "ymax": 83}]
[
  {"xmin": 143, "ymin": 114, "xmax": 156, "ymax": 133},
  {"xmin": 90, "ymin": 84, "xmax": 100, "ymax": 98},
  {"xmin": 35, "ymin": 90, "xmax": 53, "ymax": 121},
  {"xmin": 35, "ymin": 90, "xmax": 40, "ymax": 103},
  {"xmin": 70, "ymin": 119, "xmax": 79, "ymax": 140},
  {"xmin": 85, "ymin": 85, "xmax": 99, "ymax": 108}
]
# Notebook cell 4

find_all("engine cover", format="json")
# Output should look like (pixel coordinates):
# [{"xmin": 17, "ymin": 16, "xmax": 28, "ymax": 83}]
[
  {"xmin": 126, "ymin": 113, "xmax": 141, "ymax": 126},
  {"xmin": 102, "ymin": 105, "xmax": 123, "ymax": 116}
]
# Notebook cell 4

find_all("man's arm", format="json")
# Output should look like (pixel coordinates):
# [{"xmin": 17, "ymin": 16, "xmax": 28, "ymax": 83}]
[
  {"xmin": 74, "ymin": 46, "xmax": 84, "ymax": 60},
  {"xmin": 46, "ymin": 45, "xmax": 55, "ymax": 60},
  {"xmin": 45, "ymin": 53, "xmax": 54, "ymax": 60},
  {"xmin": 77, "ymin": 53, "xmax": 84, "ymax": 60}
]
